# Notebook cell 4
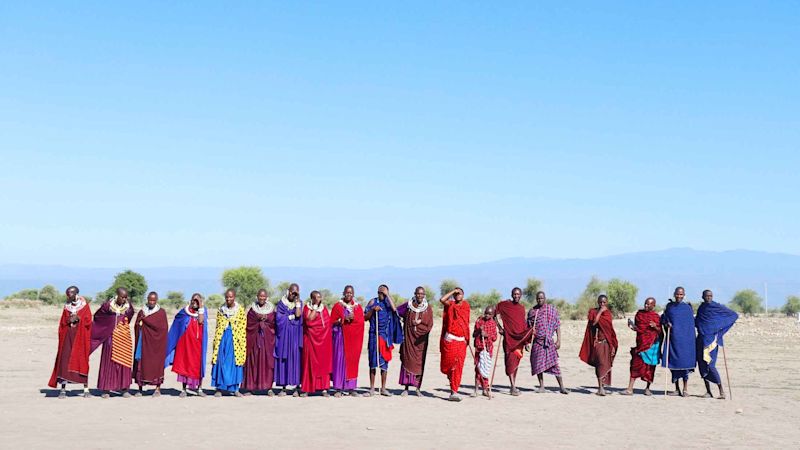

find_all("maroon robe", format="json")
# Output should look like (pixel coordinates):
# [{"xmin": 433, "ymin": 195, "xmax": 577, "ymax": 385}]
[
  {"xmin": 495, "ymin": 300, "xmax": 530, "ymax": 376},
  {"xmin": 133, "ymin": 307, "xmax": 168, "ymax": 386},
  {"xmin": 48, "ymin": 299, "xmax": 92, "ymax": 387},
  {"xmin": 243, "ymin": 306, "xmax": 276, "ymax": 391}
]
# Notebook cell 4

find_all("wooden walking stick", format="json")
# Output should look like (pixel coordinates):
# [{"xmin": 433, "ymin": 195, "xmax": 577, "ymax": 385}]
[
  {"xmin": 722, "ymin": 345, "xmax": 732, "ymax": 401},
  {"xmin": 664, "ymin": 327, "xmax": 671, "ymax": 398}
]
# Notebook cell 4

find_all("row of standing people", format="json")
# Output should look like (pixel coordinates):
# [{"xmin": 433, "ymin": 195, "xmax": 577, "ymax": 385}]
[{"xmin": 47, "ymin": 284, "xmax": 737, "ymax": 401}]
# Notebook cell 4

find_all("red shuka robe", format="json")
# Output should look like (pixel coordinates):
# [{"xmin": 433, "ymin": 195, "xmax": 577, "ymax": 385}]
[
  {"xmin": 301, "ymin": 305, "xmax": 332, "ymax": 393},
  {"xmin": 440, "ymin": 300, "xmax": 471, "ymax": 391},
  {"xmin": 495, "ymin": 300, "xmax": 530, "ymax": 375},
  {"xmin": 133, "ymin": 307, "xmax": 168, "ymax": 385},
  {"xmin": 49, "ymin": 301, "xmax": 92, "ymax": 387},
  {"xmin": 173, "ymin": 317, "xmax": 203, "ymax": 379},
  {"xmin": 330, "ymin": 301, "xmax": 365, "ymax": 380},
  {"xmin": 579, "ymin": 308, "xmax": 618, "ymax": 384}
]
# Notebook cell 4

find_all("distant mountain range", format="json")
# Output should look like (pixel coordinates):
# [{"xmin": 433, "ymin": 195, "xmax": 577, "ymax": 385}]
[{"xmin": 1, "ymin": 248, "xmax": 798, "ymax": 306}]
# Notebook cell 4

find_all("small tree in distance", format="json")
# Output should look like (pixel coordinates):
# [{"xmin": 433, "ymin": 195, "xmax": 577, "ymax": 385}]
[
  {"xmin": 730, "ymin": 289, "xmax": 763, "ymax": 316},
  {"xmin": 221, "ymin": 266, "xmax": 269, "ymax": 304},
  {"xmin": 104, "ymin": 270, "xmax": 148, "ymax": 303},
  {"xmin": 440, "ymin": 279, "xmax": 460, "ymax": 297},
  {"xmin": 781, "ymin": 295, "xmax": 800, "ymax": 317},
  {"xmin": 607, "ymin": 278, "xmax": 638, "ymax": 318},
  {"xmin": 522, "ymin": 278, "xmax": 543, "ymax": 303}
]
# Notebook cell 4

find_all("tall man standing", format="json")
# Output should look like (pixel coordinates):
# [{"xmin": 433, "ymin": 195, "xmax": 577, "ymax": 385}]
[
  {"xmin": 494, "ymin": 287, "xmax": 530, "ymax": 396},
  {"xmin": 661, "ymin": 286, "xmax": 696, "ymax": 397},
  {"xmin": 440, "ymin": 288, "xmax": 471, "ymax": 402},
  {"xmin": 695, "ymin": 289, "xmax": 738, "ymax": 399},
  {"xmin": 364, "ymin": 284, "xmax": 402, "ymax": 396}
]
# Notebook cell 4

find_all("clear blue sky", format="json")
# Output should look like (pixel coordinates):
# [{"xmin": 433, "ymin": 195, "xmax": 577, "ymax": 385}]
[{"xmin": 1, "ymin": 2, "xmax": 798, "ymax": 268}]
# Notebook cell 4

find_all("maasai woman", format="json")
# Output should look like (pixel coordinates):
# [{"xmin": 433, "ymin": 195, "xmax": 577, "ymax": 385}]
[
  {"xmin": 48, "ymin": 286, "xmax": 92, "ymax": 398},
  {"xmin": 91, "ymin": 287, "xmax": 135, "ymax": 398},
  {"xmin": 165, "ymin": 293, "xmax": 208, "ymax": 397},
  {"xmin": 300, "ymin": 291, "xmax": 332, "ymax": 397},
  {"xmin": 330, "ymin": 285, "xmax": 365, "ymax": 397},
  {"xmin": 133, "ymin": 291, "xmax": 168, "ymax": 397},
  {"xmin": 242, "ymin": 288, "xmax": 276, "ymax": 396},
  {"xmin": 397, "ymin": 286, "xmax": 434, "ymax": 397},
  {"xmin": 211, "ymin": 288, "xmax": 247, "ymax": 397}
]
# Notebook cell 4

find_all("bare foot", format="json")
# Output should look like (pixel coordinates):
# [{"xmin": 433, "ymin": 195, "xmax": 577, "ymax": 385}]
[
  {"xmin": 702, "ymin": 392, "xmax": 713, "ymax": 399},
  {"xmin": 234, "ymin": 391, "xmax": 243, "ymax": 398},
  {"xmin": 267, "ymin": 390, "xmax": 275, "ymax": 397},
  {"xmin": 292, "ymin": 390, "xmax": 300, "ymax": 398},
  {"xmin": 596, "ymin": 390, "xmax": 606, "ymax": 397},
  {"xmin": 277, "ymin": 390, "xmax": 287, "ymax": 397},
  {"xmin": 243, "ymin": 391, "xmax": 252, "ymax": 397},
  {"xmin": 414, "ymin": 389, "xmax": 421, "ymax": 397},
  {"xmin": 83, "ymin": 391, "xmax": 92, "ymax": 398},
  {"xmin": 667, "ymin": 390, "xmax": 680, "ymax": 397},
  {"xmin": 448, "ymin": 393, "xmax": 462, "ymax": 402},
  {"xmin": 560, "ymin": 388, "xmax": 569, "ymax": 395},
  {"xmin": 536, "ymin": 387, "xmax": 546, "ymax": 394},
  {"xmin": 380, "ymin": 389, "xmax": 391, "ymax": 397},
  {"xmin": 322, "ymin": 390, "xmax": 329, "ymax": 397},
  {"xmin": 644, "ymin": 389, "xmax": 652, "ymax": 396},
  {"xmin": 470, "ymin": 391, "xmax": 478, "ymax": 398},
  {"xmin": 718, "ymin": 393, "xmax": 726, "ymax": 400},
  {"xmin": 102, "ymin": 393, "xmax": 110, "ymax": 399},
  {"xmin": 334, "ymin": 391, "xmax": 343, "ymax": 398},
  {"xmin": 153, "ymin": 390, "xmax": 161, "ymax": 398},
  {"xmin": 681, "ymin": 390, "xmax": 689, "ymax": 398},
  {"xmin": 511, "ymin": 388, "xmax": 521, "ymax": 396}
]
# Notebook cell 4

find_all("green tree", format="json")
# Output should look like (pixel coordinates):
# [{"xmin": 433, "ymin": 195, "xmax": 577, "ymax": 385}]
[
  {"xmin": 730, "ymin": 289, "xmax": 763, "ymax": 316},
  {"xmin": 221, "ymin": 266, "xmax": 269, "ymax": 304},
  {"xmin": 467, "ymin": 289, "xmax": 502, "ymax": 312},
  {"xmin": 38, "ymin": 285, "xmax": 60, "ymax": 305},
  {"xmin": 275, "ymin": 281, "xmax": 293, "ymax": 297},
  {"xmin": 440, "ymin": 279, "xmax": 460, "ymax": 296},
  {"xmin": 550, "ymin": 298, "xmax": 574, "ymax": 320},
  {"xmin": 4, "ymin": 288, "xmax": 39, "ymax": 301},
  {"xmin": 104, "ymin": 270, "xmax": 148, "ymax": 303},
  {"xmin": 206, "ymin": 293, "xmax": 224, "ymax": 309},
  {"xmin": 781, "ymin": 295, "xmax": 800, "ymax": 317},
  {"xmin": 522, "ymin": 278, "xmax": 543, "ymax": 303},
  {"xmin": 423, "ymin": 285, "xmax": 437, "ymax": 302},
  {"xmin": 606, "ymin": 278, "xmax": 638, "ymax": 317},
  {"xmin": 574, "ymin": 276, "xmax": 607, "ymax": 320},
  {"xmin": 319, "ymin": 288, "xmax": 338, "ymax": 307},
  {"xmin": 165, "ymin": 291, "xmax": 185, "ymax": 309}
]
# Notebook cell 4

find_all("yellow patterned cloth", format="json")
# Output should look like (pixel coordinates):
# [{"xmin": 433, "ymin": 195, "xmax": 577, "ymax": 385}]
[
  {"xmin": 212, "ymin": 305, "xmax": 247, "ymax": 366},
  {"xmin": 111, "ymin": 319, "xmax": 133, "ymax": 368}
]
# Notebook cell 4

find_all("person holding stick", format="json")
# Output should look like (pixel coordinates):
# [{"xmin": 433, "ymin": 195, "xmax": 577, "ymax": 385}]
[
  {"xmin": 527, "ymin": 291, "xmax": 568, "ymax": 394},
  {"xmin": 472, "ymin": 306, "xmax": 498, "ymax": 398},
  {"xmin": 365, "ymin": 284, "xmax": 402, "ymax": 397},
  {"xmin": 439, "ymin": 287, "xmax": 471, "ymax": 402},
  {"xmin": 494, "ymin": 287, "xmax": 530, "ymax": 396},
  {"xmin": 660, "ymin": 286, "xmax": 696, "ymax": 397},
  {"xmin": 695, "ymin": 289, "xmax": 738, "ymax": 399},
  {"xmin": 621, "ymin": 297, "xmax": 662, "ymax": 396}
]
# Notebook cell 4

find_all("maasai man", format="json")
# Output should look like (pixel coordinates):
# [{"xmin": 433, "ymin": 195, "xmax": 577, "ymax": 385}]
[
  {"xmin": 274, "ymin": 283, "xmax": 303, "ymax": 396},
  {"xmin": 211, "ymin": 288, "xmax": 247, "ymax": 397},
  {"xmin": 622, "ymin": 297, "xmax": 661, "ymax": 396},
  {"xmin": 243, "ymin": 288, "xmax": 276, "ymax": 396},
  {"xmin": 165, "ymin": 293, "xmax": 208, "ymax": 398},
  {"xmin": 300, "ymin": 290, "xmax": 332, "ymax": 397},
  {"xmin": 439, "ymin": 287, "xmax": 471, "ymax": 402},
  {"xmin": 494, "ymin": 287, "xmax": 530, "ymax": 396},
  {"xmin": 472, "ymin": 306, "xmax": 498, "ymax": 398},
  {"xmin": 661, "ymin": 286, "xmax": 696, "ymax": 397},
  {"xmin": 695, "ymin": 289, "xmax": 738, "ymax": 399},
  {"xmin": 527, "ymin": 291, "xmax": 568, "ymax": 394},
  {"xmin": 48, "ymin": 286, "xmax": 92, "ymax": 398},
  {"xmin": 579, "ymin": 294, "xmax": 618, "ymax": 396},
  {"xmin": 91, "ymin": 287, "xmax": 135, "ymax": 398},
  {"xmin": 133, "ymin": 291, "xmax": 168, "ymax": 397},
  {"xmin": 330, "ymin": 285, "xmax": 365, "ymax": 397},
  {"xmin": 397, "ymin": 286, "xmax": 434, "ymax": 397},
  {"xmin": 364, "ymin": 284, "xmax": 403, "ymax": 397}
]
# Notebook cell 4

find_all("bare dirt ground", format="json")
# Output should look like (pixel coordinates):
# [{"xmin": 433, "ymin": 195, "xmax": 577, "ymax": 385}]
[{"xmin": 1, "ymin": 305, "xmax": 798, "ymax": 449}]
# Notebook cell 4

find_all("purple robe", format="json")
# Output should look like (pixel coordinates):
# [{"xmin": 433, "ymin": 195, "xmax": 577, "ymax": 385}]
[
  {"xmin": 90, "ymin": 301, "xmax": 134, "ymax": 391},
  {"xmin": 274, "ymin": 300, "xmax": 303, "ymax": 387},
  {"xmin": 331, "ymin": 325, "xmax": 357, "ymax": 390}
]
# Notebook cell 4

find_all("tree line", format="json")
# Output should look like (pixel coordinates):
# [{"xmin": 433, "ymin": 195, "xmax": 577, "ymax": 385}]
[{"xmin": 4, "ymin": 266, "xmax": 800, "ymax": 318}]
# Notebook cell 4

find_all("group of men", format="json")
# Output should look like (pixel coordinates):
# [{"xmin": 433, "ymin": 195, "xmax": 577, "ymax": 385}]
[{"xmin": 48, "ymin": 283, "xmax": 738, "ymax": 401}]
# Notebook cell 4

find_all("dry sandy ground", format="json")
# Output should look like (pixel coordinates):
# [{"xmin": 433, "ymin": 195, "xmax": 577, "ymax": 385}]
[{"xmin": 1, "ymin": 305, "xmax": 799, "ymax": 449}]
